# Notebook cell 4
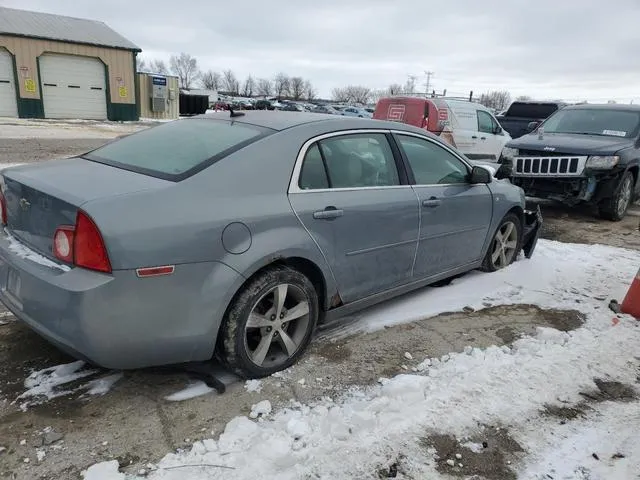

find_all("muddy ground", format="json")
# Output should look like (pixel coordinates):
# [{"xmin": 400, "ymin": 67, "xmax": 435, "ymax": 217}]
[{"xmin": 0, "ymin": 304, "xmax": 585, "ymax": 479}]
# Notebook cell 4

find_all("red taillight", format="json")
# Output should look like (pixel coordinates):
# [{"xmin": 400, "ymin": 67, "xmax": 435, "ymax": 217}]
[
  {"xmin": 53, "ymin": 226, "xmax": 75, "ymax": 263},
  {"xmin": 0, "ymin": 191, "xmax": 7, "ymax": 226},
  {"xmin": 74, "ymin": 211, "xmax": 111, "ymax": 273},
  {"xmin": 52, "ymin": 211, "xmax": 111, "ymax": 273}
]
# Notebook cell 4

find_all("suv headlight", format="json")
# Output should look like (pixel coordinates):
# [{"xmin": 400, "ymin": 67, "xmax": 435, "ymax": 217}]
[
  {"xmin": 500, "ymin": 147, "xmax": 519, "ymax": 161},
  {"xmin": 586, "ymin": 155, "xmax": 619, "ymax": 169}
]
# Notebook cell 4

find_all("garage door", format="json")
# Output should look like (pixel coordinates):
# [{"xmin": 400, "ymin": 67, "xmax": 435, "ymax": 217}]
[
  {"xmin": 40, "ymin": 54, "xmax": 107, "ymax": 120},
  {"xmin": 0, "ymin": 50, "xmax": 18, "ymax": 117}
]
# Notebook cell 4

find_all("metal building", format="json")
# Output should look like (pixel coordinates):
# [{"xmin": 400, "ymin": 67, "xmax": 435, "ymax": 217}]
[{"xmin": 0, "ymin": 6, "xmax": 140, "ymax": 120}]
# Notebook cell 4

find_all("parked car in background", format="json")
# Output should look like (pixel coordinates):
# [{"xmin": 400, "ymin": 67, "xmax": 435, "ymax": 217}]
[
  {"xmin": 254, "ymin": 100, "xmax": 275, "ymax": 111},
  {"xmin": 496, "ymin": 101, "xmax": 566, "ymax": 139},
  {"xmin": 499, "ymin": 104, "xmax": 640, "ymax": 220},
  {"xmin": 0, "ymin": 112, "xmax": 540, "ymax": 377},
  {"xmin": 312, "ymin": 105, "xmax": 340, "ymax": 115},
  {"xmin": 281, "ymin": 103, "xmax": 305, "ymax": 112},
  {"xmin": 374, "ymin": 96, "xmax": 511, "ymax": 162},
  {"xmin": 340, "ymin": 106, "xmax": 372, "ymax": 118}
]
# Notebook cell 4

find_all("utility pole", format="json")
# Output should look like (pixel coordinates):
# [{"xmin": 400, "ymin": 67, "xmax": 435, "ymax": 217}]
[{"xmin": 424, "ymin": 71, "xmax": 434, "ymax": 96}]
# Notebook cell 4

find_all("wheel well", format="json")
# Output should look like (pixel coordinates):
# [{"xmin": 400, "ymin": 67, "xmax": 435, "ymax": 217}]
[
  {"xmin": 628, "ymin": 165, "xmax": 638, "ymax": 186},
  {"xmin": 507, "ymin": 206, "xmax": 524, "ymax": 222},
  {"xmin": 276, "ymin": 257, "xmax": 328, "ymax": 311},
  {"xmin": 235, "ymin": 257, "xmax": 328, "ymax": 312}
]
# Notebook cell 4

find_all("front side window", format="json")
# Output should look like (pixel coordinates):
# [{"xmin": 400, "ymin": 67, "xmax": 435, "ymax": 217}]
[
  {"xmin": 397, "ymin": 135, "xmax": 469, "ymax": 185},
  {"xmin": 85, "ymin": 119, "xmax": 271, "ymax": 180},
  {"xmin": 298, "ymin": 133, "xmax": 400, "ymax": 189},
  {"xmin": 477, "ymin": 110, "xmax": 496, "ymax": 134}
]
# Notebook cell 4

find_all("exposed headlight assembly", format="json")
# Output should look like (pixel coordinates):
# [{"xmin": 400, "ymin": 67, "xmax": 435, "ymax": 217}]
[
  {"xmin": 500, "ymin": 147, "xmax": 519, "ymax": 160},
  {"xmin": 586, "ymin": 156, "xmax": 620, "ymax": 169}
]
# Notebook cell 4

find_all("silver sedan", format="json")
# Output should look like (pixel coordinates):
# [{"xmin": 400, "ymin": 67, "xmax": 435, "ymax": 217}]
[{"xmin": 0, "ymin": 111, "xmax": 540, "ymax": 378}]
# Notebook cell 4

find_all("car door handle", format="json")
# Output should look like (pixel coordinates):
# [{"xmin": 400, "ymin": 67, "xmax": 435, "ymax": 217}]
[
  {"xmin": 480, "ymin": 137, "xmax": 486, "ymax": 140},
  {"xmin": 422, "ymin": 198, "xmax": 442, "ymax": 208},
  {"xmin": 313, "ymin": 207, "xmax": 344, "ymax": 220},
  {"xmin": 471, "ymin": 135, "xmax": 478, "ymax": 139}
]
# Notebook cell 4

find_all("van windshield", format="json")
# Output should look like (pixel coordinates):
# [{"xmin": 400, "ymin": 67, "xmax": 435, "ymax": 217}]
[
  {"xmin": 85, "ymin": 119, "xmax": 273, "ymax": 181},
  {"xmin": 541, "ymin": 109, "xmax": 640, "ymax": 138}
]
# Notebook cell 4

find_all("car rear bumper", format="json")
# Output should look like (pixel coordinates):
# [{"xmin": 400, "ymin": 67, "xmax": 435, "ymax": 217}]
[{"xmin": 0, "ymin": 231, "xmax": 243, "ymax": 370}]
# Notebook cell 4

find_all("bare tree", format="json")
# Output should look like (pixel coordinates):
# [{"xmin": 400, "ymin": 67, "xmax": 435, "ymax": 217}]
[
  {"xmin": 201, "ymin": 70, "xmax": 222, "ymax": 90},
  {"xmin": 241, "ymin": 75, "xmax": 255, "ymax": 97},
  {"xmin": 289, "ymin": 77, "xmax": 305, "ymax": 100},
  {"xmin": 149, "ymin": 59, "xmax": 169, "ymax": 75},
  {"xmin": 169, "ymin": 52, "xmax": 200, "ymax": 89},
  {"xmin": 478, "ymin": 90, "xmax": 512, "ymax": 111},
  {"xmin": 222, "ymin": 69, "xmax": 239, "ymax": 95},
  {"xmin": 387, "ymin": 83, "xmax": 403, "ymax": 96},
  {"xmin": 256, "ymin": 78, "xmax": 273, "ymax": 97},
  {"xmin": 136, "ymin": 56, "xmax": 147, "ymax": 72},
  {"xmin": 304, "ymin": 80, "xmax": 316, "ymax": 101},
  {"xmin": 332, "ymin": 85, "xmax": 371, "ymax": 105},
  {"xmin": 515, "ymin": 95, "xmax": 532, "ymax": 102},
  {"xmin": 274, "ymin": 72, "xmax": 290, "ymax": 99}
]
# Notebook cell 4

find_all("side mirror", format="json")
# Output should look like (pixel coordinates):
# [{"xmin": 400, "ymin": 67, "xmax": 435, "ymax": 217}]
[
  {"xmin": 527, "ymin": 121, "xmax": 540, "ymax": 131},
  {"xmin": 493, "ymin": 125, "xmax": 503, "ymax": 135},
  {"xmin": 469, "ymin": 165, "xmax": 492, "ymax": 184}
]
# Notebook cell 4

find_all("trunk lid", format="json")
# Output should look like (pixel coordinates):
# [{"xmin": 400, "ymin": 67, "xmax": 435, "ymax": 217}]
[{"xmin": 2, "ymin": 158, "xmax": 170, "ymax": 260}]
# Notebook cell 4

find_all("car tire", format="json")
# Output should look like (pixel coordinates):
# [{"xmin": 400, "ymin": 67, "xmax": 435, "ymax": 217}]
[
  {"xmin": 217, "ymin": 266, "xmax": 319, "ymax": 379},
  {"xmin": 598, "ymin": 171, "xmax": 634, "ymax": 221},
  {"xmin": 480, "ymin": 212, "xmax": 522, "ymax": 272}
]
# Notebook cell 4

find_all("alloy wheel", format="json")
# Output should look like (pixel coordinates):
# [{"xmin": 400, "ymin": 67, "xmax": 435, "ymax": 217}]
[
  {"xmin": 244, "ymin": 283, "xmax": 311, "ymax": 368},
  {"xmin": 617, "ymin": 176, "xmax": 633, "ymax": 218},
  {"xmin": 490, "ymin": 221, "xmax": 518, "ymax": 269}
]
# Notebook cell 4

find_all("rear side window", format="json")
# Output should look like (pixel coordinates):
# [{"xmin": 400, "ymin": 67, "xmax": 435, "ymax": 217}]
[
  {"xmin": 85, "ymin": 119, "xmax": 272, "ymax": 181},
  {"xmin": 298, "ymin": 133, "xmax": 400, "ymax": 189}
]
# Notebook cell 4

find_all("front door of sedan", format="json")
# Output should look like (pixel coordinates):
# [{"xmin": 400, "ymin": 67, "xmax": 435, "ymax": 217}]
[
  {"xmin": 393, "ymin": 133, "xmax": 493, "ymax": 278},
  {"xmin": 288, "ymin": 131, "xmax": 419, "ymax": 304}
]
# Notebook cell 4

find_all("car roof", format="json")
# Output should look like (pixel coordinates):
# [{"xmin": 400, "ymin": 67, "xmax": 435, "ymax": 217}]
[
  {"xmin": 195, "ymin": 110, "xmax": 429, "ymax": 134},
  {"xmin": 566, "ymin": 103, "xmax": 640, "ymax": 112}
]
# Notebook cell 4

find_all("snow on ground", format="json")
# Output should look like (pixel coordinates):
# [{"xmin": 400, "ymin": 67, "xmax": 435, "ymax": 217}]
[
  {"xmin": 83, "ymin": 240, "xmax": 640, "ymax": 480},
  {"xmin": 15, "ymin": 361, "xmax": 123, "ymax": 410},
  {"xmin": 165, "ymin": 381, "xmax": 216, "ymax": 402},
  {"xmin": 0, "ymin": 117, "xmax": 151, "ymax": 139}
]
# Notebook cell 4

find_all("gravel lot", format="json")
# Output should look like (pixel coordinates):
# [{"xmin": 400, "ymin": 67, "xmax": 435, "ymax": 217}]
[{"xmin": 0, "ymin": 120, "xmax": 638, "ymax": 479}]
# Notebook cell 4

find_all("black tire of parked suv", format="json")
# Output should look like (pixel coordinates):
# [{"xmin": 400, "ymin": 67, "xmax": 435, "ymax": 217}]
[
  {"xmin": 598, "ymin": 171, "xmax": 635, "ymax": 221},
  {"xmin": 480, "ymin": 213, "xmax": 523, "ymax": 273},
  {"xmin": 217, "ymin": 266, "xmax": 319, "ymax": 379}
]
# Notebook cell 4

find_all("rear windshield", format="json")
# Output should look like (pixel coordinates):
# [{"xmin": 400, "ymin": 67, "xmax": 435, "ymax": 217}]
[
  {"xmin": 85, "ymin": 119, "xmax": 272, "ymax": 181},
  {"xmin": 505, "ymin": 102, "xmax": 560, "ymax": 119},
  {"xmin": 541, "ymin": 109, "xmax": 640, "ymax": 138}
]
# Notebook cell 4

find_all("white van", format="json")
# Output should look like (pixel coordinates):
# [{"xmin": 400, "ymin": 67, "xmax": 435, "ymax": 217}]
[{"xmin": 373, "ymin": 96, "xmax": 512, "ymax": 161}]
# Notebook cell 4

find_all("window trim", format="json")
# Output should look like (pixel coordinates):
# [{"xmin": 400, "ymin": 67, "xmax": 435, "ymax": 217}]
[
  {"xmin": 289, "ymin": 129, "xmax": 411, "ymax": 194},
  {"xmin": 390, "ymin": 131, "xmax": 475, "ymax": 187}
]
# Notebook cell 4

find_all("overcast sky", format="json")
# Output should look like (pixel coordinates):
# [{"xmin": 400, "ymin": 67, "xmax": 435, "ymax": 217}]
[{"xmin": 3, "ymin": 0, "xmax": 640, "ymax": 102}]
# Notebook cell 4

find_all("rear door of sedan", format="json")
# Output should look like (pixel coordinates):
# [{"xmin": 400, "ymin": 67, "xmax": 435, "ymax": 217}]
[
  {"xmin": 392, "ymin": 131, "xmax": 493, "ymax": 278},
  {"xmin": 288, "ymin": 130, "xmax": 420, "ymax": 303}
]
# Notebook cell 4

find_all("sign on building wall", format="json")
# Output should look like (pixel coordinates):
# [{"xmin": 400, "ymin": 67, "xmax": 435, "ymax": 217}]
[
  {"xmin": 24, "ymin": 78, "xmax": 36, "ymax": 93},
  {"xmin": 119, "ymin": 86, "xmax": 128, "ymax": 98}
]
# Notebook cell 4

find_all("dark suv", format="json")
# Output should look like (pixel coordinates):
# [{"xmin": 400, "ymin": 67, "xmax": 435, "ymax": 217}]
[{"xmin": 498, "ymin": 104, "xmax": 640, "ymax": 220}]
